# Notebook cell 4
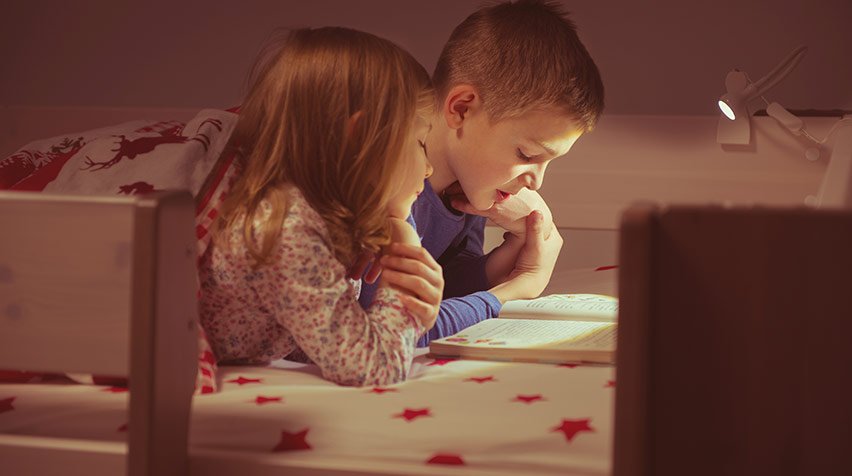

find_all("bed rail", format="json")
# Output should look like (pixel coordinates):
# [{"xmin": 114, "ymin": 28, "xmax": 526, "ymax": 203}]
[{"xmin": 0, "ymin": 190, "xmax": 198, "ymax": 476}]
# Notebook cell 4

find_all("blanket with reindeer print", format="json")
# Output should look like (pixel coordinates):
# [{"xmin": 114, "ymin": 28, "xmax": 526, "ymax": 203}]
[
  {"xmin": 0, "ymin": 108, "xmax": 241, "ymax": 395},
  {"xmin": 3, "ymin": 109, "xmax": 234, "ymax": 197}
]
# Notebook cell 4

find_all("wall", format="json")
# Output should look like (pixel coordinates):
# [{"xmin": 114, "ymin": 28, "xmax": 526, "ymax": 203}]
[
  {"xmin": 2, "ymin": 0, "xmax": 850, "ymax": 113},
  {"xmin": 3, "ymin": 0, "xmax": 851, "ymax": 283}
]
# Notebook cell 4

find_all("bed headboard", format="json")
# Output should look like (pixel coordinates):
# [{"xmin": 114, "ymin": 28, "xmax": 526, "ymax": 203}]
[
  {"xmin": 0, "ymin": 190, "xmax": 198, "ymax": 476},
  {"xmin": 614, "ymin": 203, "xmax": 852, "ymax": 476}
]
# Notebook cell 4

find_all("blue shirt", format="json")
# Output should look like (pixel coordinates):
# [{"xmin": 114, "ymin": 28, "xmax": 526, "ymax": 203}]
[{"xmin": 358, "ymin": 179, "xmax": 502, "ymax": 346}]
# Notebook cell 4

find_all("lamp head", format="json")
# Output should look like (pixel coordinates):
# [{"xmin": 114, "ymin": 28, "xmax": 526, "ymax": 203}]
[
  {"xmin": 717, "ymin": 83, "xmax": 755, "ymax": 121},
  {"xmin": 716, "ymin": 75, "xmax": 755, "ymax": 145},
  {"xmin": 716, "ymin": 46, "xmax": 807, "ymax": 146},
  {"xmin": 718, "ymin": 96, "xmax": 737, "ymax": 120}
]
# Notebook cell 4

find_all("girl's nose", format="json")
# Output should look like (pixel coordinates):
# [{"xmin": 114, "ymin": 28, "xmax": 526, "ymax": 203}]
[{"xmin": 424, "ymin": 158, "xmax": 434, "ymax": 178}]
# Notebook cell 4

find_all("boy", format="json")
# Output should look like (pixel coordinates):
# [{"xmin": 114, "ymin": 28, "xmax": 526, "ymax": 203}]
[{"xmin": 358, "ymin": 0, "xmax": 605, "ymax": 345}]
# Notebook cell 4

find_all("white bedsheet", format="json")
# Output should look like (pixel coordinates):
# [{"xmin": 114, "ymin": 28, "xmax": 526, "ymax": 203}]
[{"xmin": 0, "ymin": 350, "xmax": 614, "ymax": 475}]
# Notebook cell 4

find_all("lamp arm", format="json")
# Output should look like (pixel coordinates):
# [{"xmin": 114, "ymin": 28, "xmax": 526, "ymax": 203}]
[
  {"xmin": 814, "ymin": 117, "xmax": 852, "ymax": 208},
  {"xmin": 748, "ymin": 45, "xmax": 808, "ymax": 99}
]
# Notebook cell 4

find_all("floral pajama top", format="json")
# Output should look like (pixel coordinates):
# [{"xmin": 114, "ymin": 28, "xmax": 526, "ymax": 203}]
[{"xmin": 199, "ymin": 186, "xmax": 423, "ymax": 386}]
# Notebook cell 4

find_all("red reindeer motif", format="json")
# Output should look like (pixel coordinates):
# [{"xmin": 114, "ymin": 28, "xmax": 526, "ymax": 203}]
[
  {"xmin": 118, "ymin": 181, "xmax": 159, "ymax": 195},
  {"xmin": 82, "ymin": 118, "xmax": 223, "ymax": 171},
  {"xmin": 4, "ymin": 137, "xmax": 87, "ymax": 190}
]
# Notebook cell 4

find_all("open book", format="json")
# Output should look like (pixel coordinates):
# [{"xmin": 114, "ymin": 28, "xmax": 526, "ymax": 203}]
[{"xmin": 429, "ymin": 294, "xmax": 618, "ymax": 364}]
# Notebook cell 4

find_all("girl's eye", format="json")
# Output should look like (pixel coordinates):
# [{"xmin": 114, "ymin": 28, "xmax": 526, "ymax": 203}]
[
  {"xmin": 516, "ymin": 149, "xmax": 532, "ymax": 161},
  {"xmin": 418, "ymin": 140, "xmax": 428, "ymax": 156}
]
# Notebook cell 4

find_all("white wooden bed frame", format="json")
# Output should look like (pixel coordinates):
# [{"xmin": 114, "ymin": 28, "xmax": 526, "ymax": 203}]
[
  {"xmin": 3, "ymin": 107, "xmax": 848, "ymax": 475},
  {"xmin": 0, "ymin": 190, "xmax": 198, "ymax": 476}
]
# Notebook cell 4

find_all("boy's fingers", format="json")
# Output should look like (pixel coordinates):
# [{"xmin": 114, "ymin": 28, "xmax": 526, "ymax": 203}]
[{"xmin": 525, "ymin": 210, "xmax": 545, "ymax": 250}]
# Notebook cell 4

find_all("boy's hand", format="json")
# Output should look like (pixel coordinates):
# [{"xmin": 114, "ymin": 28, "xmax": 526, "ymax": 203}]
[
  {"xmin": 489, "ymin": 210, "xmax": 563, "ymax": 303},
  {"xmin": 380, "ymin": 218, "xmax": 443, "ymax": 330},
  {"xmin": 446, "ymin": 183, "xmax": 555, "ymax": 240}
]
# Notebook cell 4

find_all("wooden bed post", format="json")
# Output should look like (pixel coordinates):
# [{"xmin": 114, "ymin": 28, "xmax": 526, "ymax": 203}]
[
  {"xmin": 128, "ymin": 191, "xmax": 198, "ymax": 476},
  {"xmin": 613, "ymin": 203, "xmax": 656, "ymax": 476},
  {"xmin": 614, "ymin": 204, "xmax": 852, "ymax": 476}
]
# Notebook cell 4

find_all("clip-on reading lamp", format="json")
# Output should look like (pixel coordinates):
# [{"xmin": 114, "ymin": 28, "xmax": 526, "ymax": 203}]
[{"xmin": 716, "ymin": 45, "xmax": 852, "ymax": 208}]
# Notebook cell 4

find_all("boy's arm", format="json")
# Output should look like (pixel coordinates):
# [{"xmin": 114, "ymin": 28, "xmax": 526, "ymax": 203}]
[
  {"xmin": 416, "ymin": 291, "xmax": 501, "ymax": 346},
  {"xmin": 416, "ymin": 210, "xmax": 559, "ymax": 346},
  {"xmin": 487, "ymin": 210, "xmax": 562, "ymax": 303},
  {"xmin": 447, "ymin": 188, "xmax": 562, "ymax": 301}
]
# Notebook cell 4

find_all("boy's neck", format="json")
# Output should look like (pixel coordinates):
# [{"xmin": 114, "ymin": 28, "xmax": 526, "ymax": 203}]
[{"xmin": 425, "ymin": 110, "xmax": 456, "ymax": 196}]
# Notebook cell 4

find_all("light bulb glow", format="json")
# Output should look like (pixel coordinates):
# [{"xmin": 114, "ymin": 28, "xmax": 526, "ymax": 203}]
[{"xmin": 718, "ymin": 100, "xmax": 736, "ymax": 121}]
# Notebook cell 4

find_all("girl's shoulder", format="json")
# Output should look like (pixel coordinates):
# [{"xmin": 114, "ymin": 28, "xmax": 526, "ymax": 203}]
[
  {"xmin": 218, "ymin": 185, "xmax": 331, "ymax": 254},
  {"xmin": 270, "ymin": 185, "xmax": 338, "ymax": 255},
  {"xmin": 279, "ymin": 185, "xmax": 328, "ymax": 236}
]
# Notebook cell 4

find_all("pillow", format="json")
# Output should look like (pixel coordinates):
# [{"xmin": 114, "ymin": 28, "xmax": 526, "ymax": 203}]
[{"xmin": 0, "ymin": 108, "xmax": 241, "ymax": 394}]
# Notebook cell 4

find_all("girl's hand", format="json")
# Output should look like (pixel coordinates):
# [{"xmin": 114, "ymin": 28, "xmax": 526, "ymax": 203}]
[
  {"xmin": 381, "ymin": 218, "xmax": 443, "ymax": 330},
  {"xmin": 347, "ymin": 250, "xmax": 383, "ymax": 283},
  {"xmin": 346, "ymin": 218, "xmax": 419, "ymax": 282}
]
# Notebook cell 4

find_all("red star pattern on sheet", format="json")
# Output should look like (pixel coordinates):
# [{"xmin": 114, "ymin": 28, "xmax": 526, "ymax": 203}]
[
  {"xmin": 426, "ymin": 453, "xmax": 466, "ymax": 465},
  {"xmin": 464, "ymin": 376, "xmax": 496, "ymax": 384},
  {"xmin": 394, "ymin": 408, "xmax": 432, "ymax": 422},
  {"xmin": 557, "ymin": 363, "xmax": 578, "ymax": 368},
  {"xmin": 227, "ymin": 376, "xmax": 262, "ymax": 385},
  {"xmin": 254, "ymin": 396, "xmax": 283, "ymax": 405},
  {"xmin": 272, "ymin": 428, "xmax": 312, "ymax": 452},
  {"xmin": 595, "ymin": 265, "xmax": 618, "ymax": 271},
  {"xmin": 117, "ymin": 423, "xmax": 128, "ymax": 432},
  {"xmin": 0, "ymin": 397, "xmax": 15, "ymax": 414},
  {"xmin": 200, "ymin": 350, "xmax": 216, "ymax": 365},
  {"xmin": 513, "ymin": 394, "xmax": 545, "ymax": 404},
  {"xmin": 102, "ymin": 386, "xmax": 128, "ymax": 393},
  {"xmin": 552, "ymin": 418, "xmax": 595, "ymax": 442},
  {"xmin": 368, "ymin": 387, "xmax": 398, "ymax": 394},
  {"xmin": 605, "ymin": 380, "xmax": 616, "ymax": 388},
  {"xmin": 427, "ymin": 358, "xmax": 456, "ymax": 366}
]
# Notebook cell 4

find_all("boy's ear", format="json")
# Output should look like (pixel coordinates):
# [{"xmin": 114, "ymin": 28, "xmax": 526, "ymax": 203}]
[{"xmin": 443, "ymin": 84, "xmax": 480, "ymax": 130}]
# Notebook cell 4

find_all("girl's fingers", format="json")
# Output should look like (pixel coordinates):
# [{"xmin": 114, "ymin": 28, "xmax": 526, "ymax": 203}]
[
  {"xmin": 399, "ymin": 294, "xmax": 437, "ymax": 329},
  {"xmin": 380, "ymin": 255, "xmax": 441, "ymax": 286},
  {"xmin": 382, "ymin": 269, "xmax": 441, "ymax": 304},
  {"xmin": 364, "ymin": 261, "xmax": 383, "ymax": 284},
  {"xmin": 348, "ymin": 251, "xmax": 374, "ymax": 280},
  {"xmin": 387, "ymin": 243, "xmax": 442, "ymax": 273}
]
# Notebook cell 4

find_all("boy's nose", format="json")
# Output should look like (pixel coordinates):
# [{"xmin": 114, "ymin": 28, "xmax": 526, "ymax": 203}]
[{"xmin": 522, "ymin": 167, "xmax": 545, "ymax": 191}]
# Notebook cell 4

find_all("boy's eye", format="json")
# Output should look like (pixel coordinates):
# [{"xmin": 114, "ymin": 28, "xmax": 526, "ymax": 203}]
[{"xmin": 516, "ymin": 149, "xmax": 532, "ymax": 161}]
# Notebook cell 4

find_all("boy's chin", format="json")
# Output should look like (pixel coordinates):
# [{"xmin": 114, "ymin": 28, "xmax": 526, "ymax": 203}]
[{"xmin": 469, "ymin": 193, "xmax": 501, "ymax": 211}]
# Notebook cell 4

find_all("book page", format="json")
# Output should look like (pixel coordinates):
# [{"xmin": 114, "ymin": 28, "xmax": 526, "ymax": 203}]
[
  {"xmin": 437, "ymin": 319, "xmax": 615, "ymax": 350},
  {"xmin": 499, "ymin": 293, "xmax": 618, "ymax": 322}
]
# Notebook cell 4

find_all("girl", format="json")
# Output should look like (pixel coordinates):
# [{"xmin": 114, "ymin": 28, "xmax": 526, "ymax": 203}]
[{"xmin": 199, "ymin": 27, "xmax": 442, "ymax": 386}]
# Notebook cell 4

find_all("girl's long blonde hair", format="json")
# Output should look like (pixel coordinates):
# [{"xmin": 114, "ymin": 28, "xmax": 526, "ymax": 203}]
[{"xmin": 218, "ymin": 27, "xmax": 433, "ymax": 267}]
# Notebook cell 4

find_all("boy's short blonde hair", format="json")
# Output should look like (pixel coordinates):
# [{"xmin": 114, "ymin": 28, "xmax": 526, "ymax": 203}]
[{"xmin": 433, "ymin": 0, "xmax": 604, "ymax": 131}]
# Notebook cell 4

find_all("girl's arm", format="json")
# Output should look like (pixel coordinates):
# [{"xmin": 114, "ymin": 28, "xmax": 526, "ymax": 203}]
[
  {"xmin": 379, "ymin": 218, "xmax": 443, "ymax": 332},
  {"xmin": 271, "ymin": 221, "xmax": 424, "ymax": 387}
]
